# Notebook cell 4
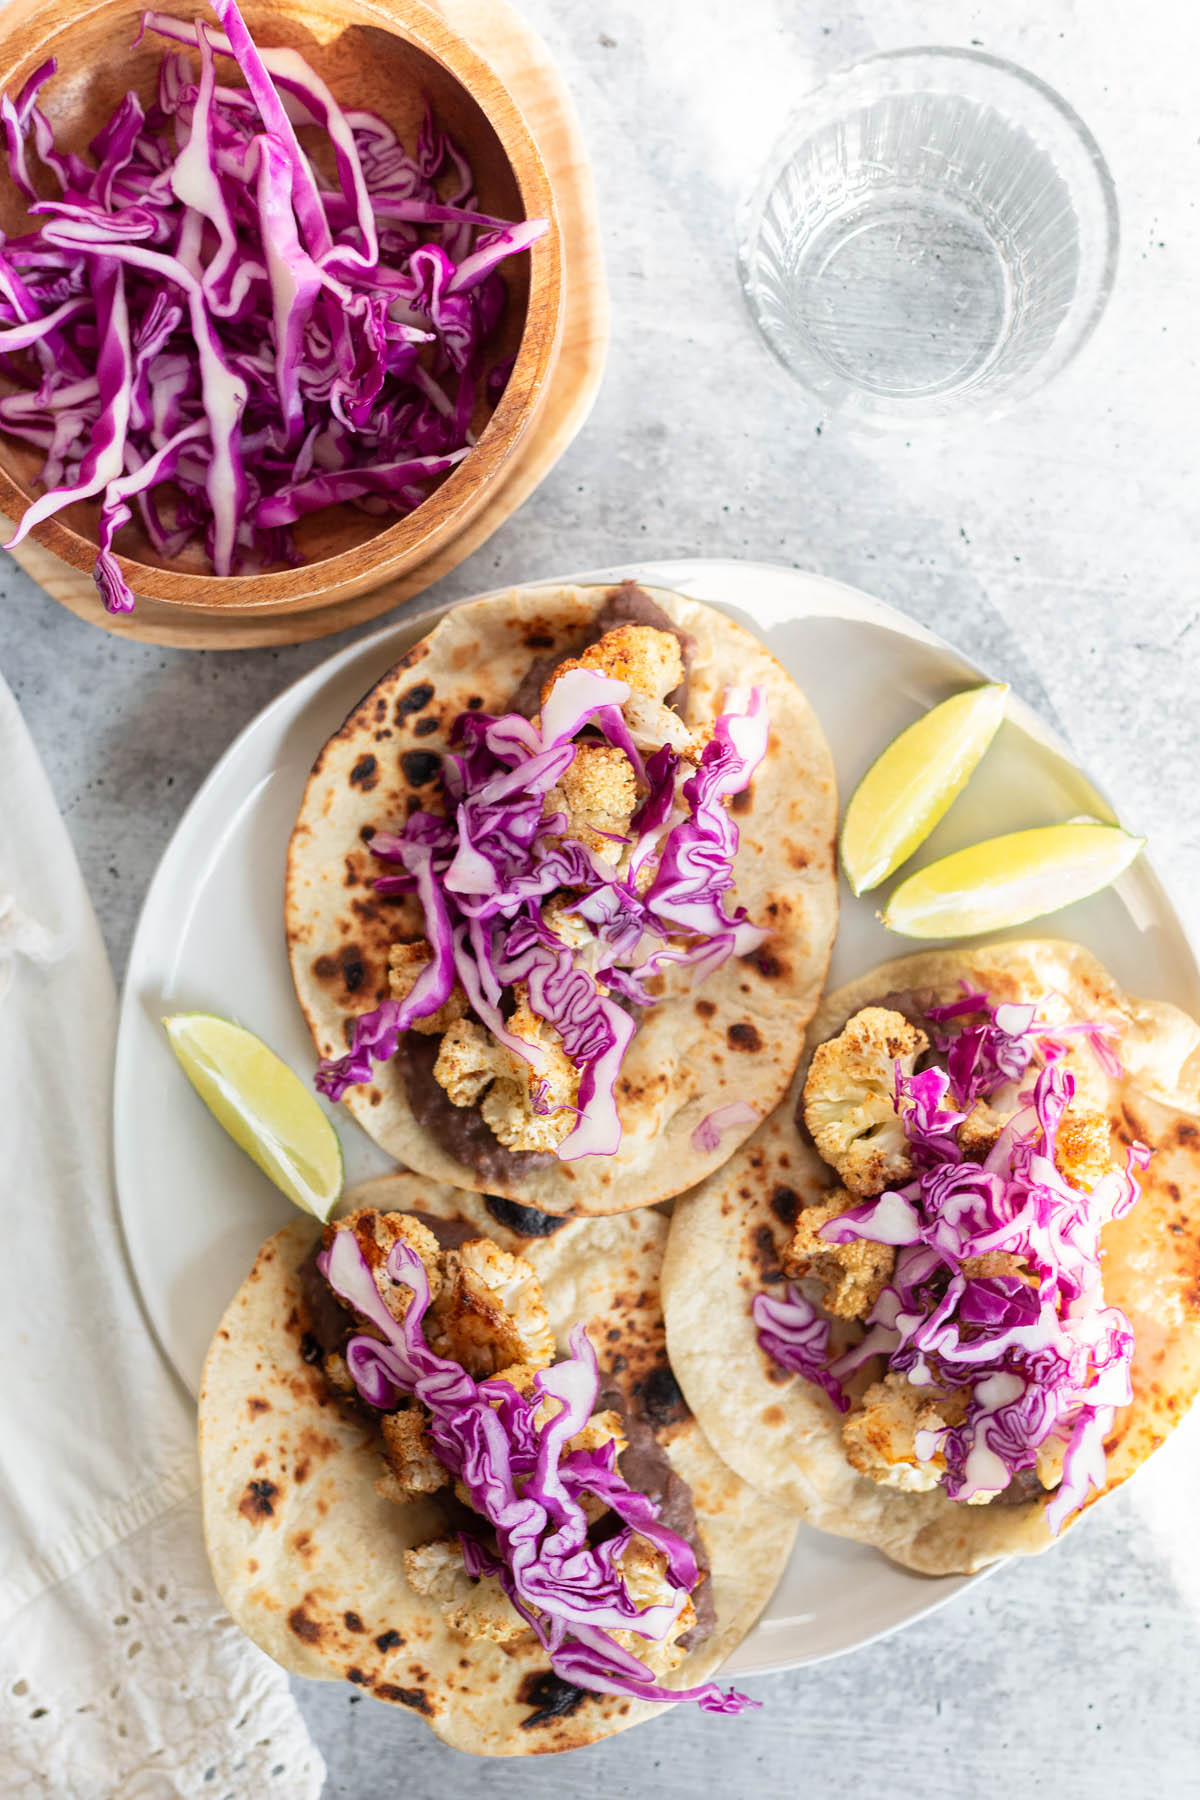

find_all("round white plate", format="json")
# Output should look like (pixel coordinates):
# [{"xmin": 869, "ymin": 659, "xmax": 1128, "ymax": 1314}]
[{"xmin": 113, "ymin": 556, "xmax": 1200, "ymax": 1678}]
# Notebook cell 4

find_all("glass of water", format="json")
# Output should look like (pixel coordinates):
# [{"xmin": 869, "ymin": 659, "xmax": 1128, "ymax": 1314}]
[{"xmin": 738, "ymin": 48, "xmax": 1119, "ymax": 426}]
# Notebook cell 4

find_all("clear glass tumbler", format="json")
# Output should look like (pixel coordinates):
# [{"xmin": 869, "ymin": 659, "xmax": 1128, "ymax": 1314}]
[{"xmin": 737, "ymin": 48, "xmax": 1119, "ymax": 426}]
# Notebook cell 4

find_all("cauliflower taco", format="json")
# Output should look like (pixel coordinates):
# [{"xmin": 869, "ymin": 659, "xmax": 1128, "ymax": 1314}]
[
  {"xmin": 200, "ymin": 1177, "xmax": 797, "ymax": 1754},
  {"xmin": 285, "ymin": 582, "xmax": 837, "ymax": 1214},
  {"xmin": 662, "ymin": 941, "xmax": 1200, "ymax": 1574}
]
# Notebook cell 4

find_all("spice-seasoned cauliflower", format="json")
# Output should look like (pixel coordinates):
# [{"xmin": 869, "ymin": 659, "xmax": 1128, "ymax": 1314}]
[
  {"xmin": 843, "ymin": 1372, "xmax": 965, "ymax": 1494},
  {"xmin": 1054, "ymin": 1108, "xmax": 1114, "ymax": 1191},
  {"xmin": 327, "ymin": 1208, "xmax": 443, "ymax": 1323},
  {"xmin": 957, "ymin": 1099, "xmax": 1011, "ymax": 1162},
  {"xmin": 785, "ymin": 1190, "xmax": 895, "ymax": 1320},
  {"xmin": 433, "ymin": 996, "xmax": 582, "ymax": 1154},
  {"xmin": 542, "ymin": 624, "xmax": 697, "ymax": 758},
  {"xmin": 545, "ymin": 743, "xmax": 638, "ymax": 864},
  {"xmin": 802, "ymin": 1007, "xmax": 930, "ymax": 1198},
  {"xmin": 377, "ymin": 1406, "xmax": 447, "ymax": 1500},
  {"xmin": 959, "ymin": 1251, "xmax": 1034, "ymax": 1282},
  {"xmin": 427, "ymin": 1237, "xmax": 556, "ymax": 1377},
  {"xmin": 432, "ymin": 1017, "xmax": 505, "ymax": 1109},
  {"xmin": 609, "ymin": 1535, "xmax": 697, "ymax": 1675},
  {"xmin": 403, "ymin": 1539, "xmax": 529, "ymax": 1646},
  {"xmin": 387, "ymin": 939, "xmax": 467, "ymax": 1035}
]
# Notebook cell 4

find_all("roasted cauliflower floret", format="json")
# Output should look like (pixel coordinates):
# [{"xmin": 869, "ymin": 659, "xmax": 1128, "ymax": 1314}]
[
  {"xmin": 433, "ymin": 1017, "xmax": 506, "ymax": 1109},
  {"xmin": 433, "ymin": 1001, "xmax": 582, "ymax": 1154},
  {"xmin": 1054, "ymin": 1108, "xmax": 1114, "ymax": 1191},
  {"xmin": 545, "ymin": 743, "xmax": 638, "ymax": 863},
  {"xmin": 402, "ymin": 1539, "xmax": 529, "ymax": 1646},
  {"xmin": 803, "ymin": 1008, "xmax": 930, "ymax": 1198},
  {"xmin": 426, "ymin": 1237, "xmax": 556, "ymax": 1377},
  {"xmin": 326, "ymin": 1208, "xmax": 443, "ymax": 1324},
  {"xmin": 542, "ymin": 624, "xmax": 696, "ymax": 758},
  {"xmin": 387, "ymin": 939, "xmax": 467, "ymax": 1035},
  {"xmin": 958, "ymin": 1100, "xmax": 1012, "ymax": 1162},
  {"xmin": 377, "ymin": 1406, "xmax": 446, "ymax": 1500},
  {"xmin": 784, "ymin": 1190, "xmax": 895, "ymax": 1320},
  {"xmin": 843, "ymin": 1372, "xmax": 965, "ymax": 1494},
  {"xmin": 609, "ymin": 1535, "xmax": 697, "ymax": 1675},
  {"xmin": 959, "ymin": 1251, "xmax": 1034, "ymax": 1283}
]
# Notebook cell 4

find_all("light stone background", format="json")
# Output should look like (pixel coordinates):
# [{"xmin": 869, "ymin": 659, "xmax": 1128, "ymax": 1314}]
[{"xmin": 2, "ymin": 0, "xmax": 1199, "ymax": 1793}]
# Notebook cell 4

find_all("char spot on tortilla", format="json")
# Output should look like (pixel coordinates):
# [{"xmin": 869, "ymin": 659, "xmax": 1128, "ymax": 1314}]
[
  {"xmin": 730, "ymin": 785, "xmax": 753, "ymax": 816},
  {"xmin": 791, "ymin": 846, "xmax": 810, "ymax": 870},
  {"xmin": 295, "ymin": 1459, "xmax": 311, "ymax": 1483},
  {"xmin": 374, "ymin": 1683, "xmax": 433, "ymax": 1714},
  {"xmin": 634, "ymin": 1363, "xmax": 689, "ymax": 1427},
  {"xmin": 751, "ymin": 1223, "xmax": 783, "ymax": 1281},
  {"xmin": 289, "ymin": 1530, "xmax": 314, "ymax": 1563},
  {"xmin": 524, "ymin": 630, "xmax": 556, "ymax": 648},
  {"xmin": 483, "ymin": 1194, "xmax": 571, "ymax": 1238},
  {"xmin": 727, "ymin": 1021, "xmax": 762, "ymax": 1052},
  {"xmin": 401, "ymin": 750, "xmax": 442, "ymax": 787},
  {"xmin": 247, "ymin": 1396, "xmax": 271, "ymax": 1415},
  {"xmin": 518, "ymin": 1670, "xmax": 589, "ymax": 1729},
  {"xmin": 374, "ymin": 698, "xmax": 387, "ymax": 720},
  {"xmin": 769, "ymin": 1185, "xmax": 801, "ymax": 1227},
  {"xmin": 466, "ymin": 694, "xmax": 484, "ymax": 710},
  {"xmin": 695, "ymin": 998, "xmax": 716, "ymax": 1019},
  {"xmin": 350, "ymin": 899, "xmax": 380, "ymax": 924},
  {"xmin": 413, "ymin": 715, "xmax": 440, "ymax": 737},
  {"xmin": 343, "ymin": 1611, "xmax": 365, "ymax": 1633},
  {"xmin": 374, "ymin": 729, "xmax": 393, "ymax": 743},
  {"xmin": 743, "ymin": 945, "xmax": 789, "ymax": 981},
  {"xmin": 349, "ymin": 754, "xmax": 378, "ymax": 789},
  {"xmin": 1175, "ymin": 1121, "xmax": 1199, "ymax": 1147},
  {"xmin": 347, "ymin": 1667, "xmax": 370, "ymax": 1685},
  {"xmin": 395, "ymin": 681, "xmax": 435, "ymax": 718},
  {"xmin": 238, "ymin": 1479, "xmax": 279, "ymax": 1521},
  {"xmin": 359, "ymin": 824, "xmax": 375, "ymax": 843},
  {"xmin": 762, "ymin": 1405, "xmax": 784, "ymax": 1426},
  {"xmin": 374, "ymin": 1628, "xmax": 404, "ymax": 1652},
  {"xmin": 287, "ymin": 1604, "xmax": 323, "ymax": 1644}
]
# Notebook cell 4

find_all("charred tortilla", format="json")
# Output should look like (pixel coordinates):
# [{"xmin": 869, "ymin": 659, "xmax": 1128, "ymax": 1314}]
[
  {"xmin": 284, "ymin": 582, "xmax": 838, "ymax": 1214},
  {"xmin": 199, "ymin": 1174, "xmax": 798, "ymax": 1754},
  {"xmin": 662, "ymin": 940, "xmax": 1200, "ymax": 1575}
]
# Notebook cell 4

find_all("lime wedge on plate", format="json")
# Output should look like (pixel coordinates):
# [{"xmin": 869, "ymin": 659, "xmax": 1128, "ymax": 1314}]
[
  {"xmin": 881, "ymin": 823, "xmax": 1145, "ymax": 939},
  {"xmin": 841, "ymin": 683, "xmax": 1009, "ymax": 895},
  {"xmin": 164, "ymin": 1013, "xmax": 343, "ymax": 1219}
]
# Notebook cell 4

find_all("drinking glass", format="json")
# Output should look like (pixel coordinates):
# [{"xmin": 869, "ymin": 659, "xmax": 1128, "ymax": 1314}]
[{"xmin": 737, "ymin": 48, "xmax": 1119, "ymax": 426}]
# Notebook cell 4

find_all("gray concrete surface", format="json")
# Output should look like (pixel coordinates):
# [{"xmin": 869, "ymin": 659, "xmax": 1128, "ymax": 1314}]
[{"xmin": 2, "ymin": 0, "xmax": 1198, "ymax": 1793}]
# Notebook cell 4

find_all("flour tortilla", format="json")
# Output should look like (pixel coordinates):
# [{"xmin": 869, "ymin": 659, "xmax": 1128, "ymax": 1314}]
[
  {"xmin": 285, "ymin": 583, "xmax": 838, "ymax": 1214},
  {"xmin": 199, "ymin": 1173, "xmax": 798, "ymax": 1754},
  {"xmin": 662, "ymin": 939, "xmax": 1200, "ymax": 1575}
]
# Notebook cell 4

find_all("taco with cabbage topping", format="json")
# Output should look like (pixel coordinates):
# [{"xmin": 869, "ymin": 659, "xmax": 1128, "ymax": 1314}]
[
  {"xmin": 662, "ymin": 940, "xmax": 1200, "ymax": 1574},
  {"xmin": 285, "ymin": 581, "xmax": 837, "ymax": 1214},
  {"xmin": 199, "ymin": 1174, "xmax": 797, "ymax": 1755}
]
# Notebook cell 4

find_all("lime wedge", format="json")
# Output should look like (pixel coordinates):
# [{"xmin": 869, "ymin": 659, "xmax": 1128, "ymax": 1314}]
[
  {"xmin": 881, "ymin": 823, "xmax": 1145, "ymax": 939},
  {"xmin": 164, "ymin": 1013, "xmax": 343, "ymax": 1219},
  {"xmin": 841, "ymin": 684, "xmax": 1009, "ymax": 895}
]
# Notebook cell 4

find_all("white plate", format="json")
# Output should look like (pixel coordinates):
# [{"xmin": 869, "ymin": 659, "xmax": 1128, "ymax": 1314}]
[{"xmin": 113, "ymin": 557, "xmax": 1200, "ymax": 1678}]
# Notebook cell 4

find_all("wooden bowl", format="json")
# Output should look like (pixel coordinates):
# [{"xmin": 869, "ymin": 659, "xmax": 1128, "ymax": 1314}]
[{"xmin": 0, "ymin": 0, "xmax": 562, "ymax": 615}]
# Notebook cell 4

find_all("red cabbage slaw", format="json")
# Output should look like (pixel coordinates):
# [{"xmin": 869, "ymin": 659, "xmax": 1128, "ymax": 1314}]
[
  {"xmin": 0, "ymin": 1, "xmax": 548, "ymax": 612},
  {"xmin": 315, "ymin": 671, "xmax": 769, "ymax": 1160},
  {"xmin": 319, "ymin": 1224, "xmax": 757, "ymax": 1715},
  {"xmin": 753, "ymin": 992, "xmax": 1149, "ymax": 1530}
]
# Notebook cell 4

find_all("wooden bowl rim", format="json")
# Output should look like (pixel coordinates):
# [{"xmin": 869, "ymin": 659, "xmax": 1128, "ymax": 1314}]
[{"xmin": 0, "ymin": 0, "xmax": 563, "ymax": 611}]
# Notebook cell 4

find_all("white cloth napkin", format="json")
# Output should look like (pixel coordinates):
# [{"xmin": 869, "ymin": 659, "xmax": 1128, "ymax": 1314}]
[{"xmin": 0, "ymin": 674, "xmax": 325, "ymax": 1797}]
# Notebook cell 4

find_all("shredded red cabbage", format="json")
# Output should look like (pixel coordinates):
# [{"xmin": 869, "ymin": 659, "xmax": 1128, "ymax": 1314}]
[
  {"xmin": 0, "ymin": 2, "xmax": 548, "ymax": 611},
  {"xmin": 755, "ymin": 991, "xmax": 1150, "ymax": 1529},
  {"xmin": 316, "ymin": 672, "xmax": 769, "ymax": 1161},
  {"xmin": 691, "ymin": 1101, "xmax": 761, "ymax": 1154},
  {"xmin": 319, "ymin": 1225, "xmax": 757, "ymax": 1715}
]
